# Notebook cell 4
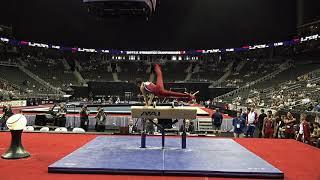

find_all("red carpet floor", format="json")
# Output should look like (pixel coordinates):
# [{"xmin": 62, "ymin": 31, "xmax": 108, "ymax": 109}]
[{"xmin": 0, "ymin": 132, "xmax": 319, "ymax": 180}]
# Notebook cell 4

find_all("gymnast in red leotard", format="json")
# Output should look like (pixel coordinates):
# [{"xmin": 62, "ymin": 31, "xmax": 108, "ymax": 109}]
[{"xmin": 136, "ymin": 64, "xmax": 196, "ymax": 106}]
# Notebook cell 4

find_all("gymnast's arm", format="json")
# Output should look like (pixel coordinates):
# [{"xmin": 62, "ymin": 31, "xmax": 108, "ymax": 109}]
[
  {"xmin": 140, "ymin": 83, "xmax": 149, "ymax": 106},
  {"xmin": 148, "ymin": 94, "xmax": 155, "ymax": 106}
]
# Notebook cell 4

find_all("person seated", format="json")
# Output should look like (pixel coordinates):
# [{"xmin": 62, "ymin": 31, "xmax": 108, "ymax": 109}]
[
  {"xmin": 128, "ymin": 119, "xmax": 138, "ymax": 134},
  {"xmin": 136, "ymin": 64, "xmax": 196, "ymax": 106},
  {"xmin": 95, "ymin": 108, "xmax": 107, "ymax": 132},
  {"xmin": 46, "ymin": 104, "xmax": 57, "ymax": 126},
  {"xmin": 0, "ymin": 105, "xmax": 9, "ymax": 130},
  {"xmin": 146, "ymin": 119, "xmax": 156, "ymax": 135},
  {"xmin": 179, "ymin": 119, "xmax": 195, "ymax": 134},
  {"xmin": 80, "ymin": 105, "xmax": 90, "ymax": 131},
  {"xmin": 56, "ymin": 103, "xmax": 67, "ymax": 127}
]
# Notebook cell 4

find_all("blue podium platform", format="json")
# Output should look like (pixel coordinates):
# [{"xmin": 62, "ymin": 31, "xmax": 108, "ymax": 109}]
[{"xmin": 48, "ymin": 136, "xmax": 283, "ymax": 178}]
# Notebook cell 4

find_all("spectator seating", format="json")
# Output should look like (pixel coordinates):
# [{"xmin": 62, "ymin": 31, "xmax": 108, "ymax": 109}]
[
  {"xmin": 25, "ymin": 57, "xmax": 78, "ymax": 90},
  {"xmin": 0, "ymin": 65, "xmax": 54, "ymax": 94},
  {"xmin": 117, "ymin": 61, "xmax": 148, "ymax": 82}
]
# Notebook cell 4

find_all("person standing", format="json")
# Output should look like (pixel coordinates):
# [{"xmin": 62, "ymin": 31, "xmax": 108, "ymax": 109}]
[
  {"xmin": 232, "ymin": 111, "xmax": 246, "ymax": 138},
  {"xmin": 245, "ymin": 108, "xmax": 257, "ymax": 138},
  {"xmin": 311, "ymin": 122, "xmax": 320, "ymax": 147},
  {"xmin": 262, "ymin": 111, "xmax": 276, "ymax": 138},
  {"xmin": 212, "ymin": 108, "xmax": 223, "ymax": 136},
  {"xmin": 80, "ymin": 105, "xmax": 90, "ymax": 131},
  {"xmin": 257, "ymin": 109, "xmax": 267, "ymax": 138},
  {"xmin": 274, "ymin": 113, "xmax": 285, "ymax": 138},
  {"xmin": 297, "ymin": 113, "xmax": 311, "ymax": 144},
  {"xmin": 284, "ymin": 112, "xmax": 296, "ymax": 139}
]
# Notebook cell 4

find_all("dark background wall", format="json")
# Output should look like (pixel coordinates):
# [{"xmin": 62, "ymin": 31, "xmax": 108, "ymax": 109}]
[
  {"xmin": 0, "ymin": 0, "xmax": 319, "ymax": 50},
  {"xmin": 86, "ymin": 82, "xmax": 211, "ymax": 100}
]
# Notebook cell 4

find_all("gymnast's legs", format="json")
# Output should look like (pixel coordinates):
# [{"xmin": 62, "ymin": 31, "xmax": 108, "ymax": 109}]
[{"xmin": 154, "ymin": 64, "xmax": 195, "ymax": 99}]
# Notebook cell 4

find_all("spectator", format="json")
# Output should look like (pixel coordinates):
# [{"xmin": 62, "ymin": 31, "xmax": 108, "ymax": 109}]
[
  {"xmin": 0, "ymin": 104, "xmax": 14, "ymax": 130},
  {"xmin": 284, "ymin": 112, "xmax": 296, "ymax": 139},
  {"xmin": 262, "ymin": 110, "xmax": 276, "ymax": 138},
  {"xmin": 257, "ymin": 109, "xmax": 267, "ymax": 138},
  {"xmin": 297, "ymin": 113, "xmax": 311, "ymax": 144},
  {"xmin": 128, "ymin": 119, "xmax": 138, "ymax": 134},
  {"xmin": 241, "ymin": 108, "xmax": 249, "ymax": 121},
  {"xmin": 80, "ymin": 105, "xmax": 90, "ymax": 131},
  {"xmin": 46, "ymin": 104, "xmax": 57, "ymax": 125},
  {"xmin": 95, "ymin": 108, "xmax": 107, "ymax": 132},
  {"xmin": 245, "ymin": 108, "xmax": 257, "ymax": 138},
  {"xmin": 56, "ymin": 103, "xmax": 67, "ymax": 127},
  {"xmin": 146, "ymin": 118, "xmax": 156, "ymax": 134},
  {"xmin": 315, "ymin": 113, "xmax": 320, "ymax": 124},
  {"xmin": 311, "ymin": 122, "xmax": 320, "ymax": 146},
  {"xmin": 179, "ymin": 119, "xmax": 195, "ymax": 134},
  {"xmin": 274, "ymin": 113, "xmax": 285, "ymax": 138},
  {"xmin": 205, "ymin": 99, "xmax": 211, "ymax": 108},
  {"xmin": 232, "ymin": 111, "xmax": 246, "ymax": 138},
  {"xmin": 0, "ymin": 105, "xmax": 8, "ymax": 130},
  {"xmin": 212, "ymin": 108, "xmax": 223, "ymax": 136}
]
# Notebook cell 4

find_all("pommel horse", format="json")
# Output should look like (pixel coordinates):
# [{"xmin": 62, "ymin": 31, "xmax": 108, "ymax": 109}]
[{"xmin": 131, "ymin": 105, "xmax": 197, "ymax": 149}]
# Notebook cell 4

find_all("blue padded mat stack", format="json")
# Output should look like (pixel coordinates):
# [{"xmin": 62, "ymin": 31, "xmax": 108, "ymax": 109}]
[{"xmin": 48, "ymin": 136, "xmax": 283, "ymax": 178}]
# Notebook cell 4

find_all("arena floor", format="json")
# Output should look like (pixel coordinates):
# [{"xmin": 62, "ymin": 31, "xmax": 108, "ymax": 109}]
[{"xmin": 0, "ymin": 132, "xmax": 319, "ymax": 180}]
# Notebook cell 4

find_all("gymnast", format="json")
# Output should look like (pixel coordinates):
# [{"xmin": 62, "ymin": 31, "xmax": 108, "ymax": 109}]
[{"xmin": 136, "ymin": 64, "xmax": 197, "ymax": 106}]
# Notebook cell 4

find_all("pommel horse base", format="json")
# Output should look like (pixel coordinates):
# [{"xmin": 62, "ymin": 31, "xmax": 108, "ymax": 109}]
[{"xmin": 131, "ymin": 106, "xmax": 197, "ymax": 149}]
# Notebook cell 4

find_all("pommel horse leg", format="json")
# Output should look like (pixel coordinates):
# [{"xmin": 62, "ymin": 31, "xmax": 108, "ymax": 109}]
[
  {"xmin": 181, "ymin": 119, "xmax": 187, "ymax": 149},
  {"xmin": 140, "ymin": 118, "xmax": 147, "ymax": 148}
]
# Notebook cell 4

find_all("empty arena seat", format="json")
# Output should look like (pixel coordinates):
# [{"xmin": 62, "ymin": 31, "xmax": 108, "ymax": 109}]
[
  {"xmin": 39, "ymin": 127, "xmax": 50, "ymax": 132},
  {"xmin": 24, "ymin": 126, "xmax": 35, "ymax": 132},
  {"xmin": 72, "ymin": 128, "xmax": 86, "ymax": 133},
  {"xmin": 54, "ymin": 127, "xmax": 68, "ymax": 132}
]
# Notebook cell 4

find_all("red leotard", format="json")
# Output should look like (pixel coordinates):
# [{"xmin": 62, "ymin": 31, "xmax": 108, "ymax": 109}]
[
  {"xmin": 144, "ymin": 64, "xmax": 194, "ymax": 99},
  {"xmin": 264, "ymin": 118, "xmax": 274, "ymax": 138}
]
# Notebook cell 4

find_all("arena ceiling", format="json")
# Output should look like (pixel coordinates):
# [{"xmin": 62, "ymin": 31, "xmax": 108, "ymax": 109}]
[{"xmin": 0, "ymin": 0, "xmax": 319, "ymax": 50}]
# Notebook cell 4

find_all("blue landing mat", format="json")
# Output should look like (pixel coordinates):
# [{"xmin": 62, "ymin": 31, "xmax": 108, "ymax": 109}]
[{"xmin": 48, "ymin": 136, "xmax": 283, "ymax": 178}]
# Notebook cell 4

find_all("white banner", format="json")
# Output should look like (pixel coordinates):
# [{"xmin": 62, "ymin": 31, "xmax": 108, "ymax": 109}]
[{"xmin": 0, "ymin": 100, "xmax": 27, "ymax": 107}]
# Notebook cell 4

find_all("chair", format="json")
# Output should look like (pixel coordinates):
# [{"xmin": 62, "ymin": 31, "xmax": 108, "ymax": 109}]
[
  {"xmin": 39, "ymin": 127, "xmax": 50, "ymax": 132},
  {"xmin": 72, "ymin": 128, "xmax": 85, "ymax": 133},
  {"xmin": 54, "ymin": 127, "xmax": 68, "ymax": 132},
  {"xmin": 23, "ymin": 126, "xmax": 34, "ymax": 132}
]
